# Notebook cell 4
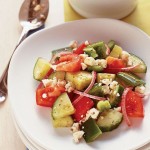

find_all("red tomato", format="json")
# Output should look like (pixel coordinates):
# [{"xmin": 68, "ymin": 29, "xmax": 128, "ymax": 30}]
[
  {"xmin": 126, "ymin": 90, "xmax": 144, "ymax": 117},
  {"xmin": 103, "ymin": 56, "xmax": 126, "ymax": 73},
  {"xmin": 36, "ymin": 87, "xmax": 56, "ymax": 107},
  {"xmin": 106, "ymin": 56, "xmax": 126, "ymax": 68},
  {"xmin": 73, "ymin": 43, "xmax": 86, "ymax": 54},
  {"xmin": 36, "ymin": 85, "xmax": 65, "ymax": 107},
  {"xmin": 73, "ymin": 97, "xmax": 94, "ymax": 122},
  {"xmin": 56, "ymin": 53, "xmax": 82, "ymax": 72}
]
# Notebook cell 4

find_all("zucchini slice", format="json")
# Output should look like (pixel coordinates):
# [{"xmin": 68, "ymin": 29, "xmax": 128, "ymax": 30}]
[
  {"xmin": 51, "ymin": 115, "xmax": 73, "ymax": 128},
  {"xmin": 97, "ymin": 73, "xmax": 116, "ymax": 83},
  {"xmin": 117, "ymin": 72, "xmax": 145, "ymax": 87},
  {"xmin": 97, "ymin": 109, "xmax": 123, "ymax": 132},
  {"xmin": 33, "ymin": 57, "xmax": 51, "ymax": 81},
  {"xmin": 109, "ymin": 45, "xmax": 122, "ymax": 58},
  {"xmin": 52, "ymin": 93, "xmax": 75, "ymax": 119},
  {"xmin": 49, "ymin": 71, "xmax": 66, "ymax": 80},
  {"xmin": 128, "ymin": 54, "xmax": 147, "ymax": 73}
]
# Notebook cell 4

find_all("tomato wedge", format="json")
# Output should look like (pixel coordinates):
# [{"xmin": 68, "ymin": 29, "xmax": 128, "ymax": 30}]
[
  {"xmin": 36, "ymin": 85, "xmax": 65, "ymax": 107},
  {"xmin": 126, "ymin": 90, "xmax": 144, "ymax": 117},
  {"xmin": 104, "ymin": 56, "xmax": 126, "ymax": 73},
  {"xmin": 106, "ymin": 56, "xmax": 126, "ymax": 68},
  {"xmin": 73, "ymin": 97, "xmax": 94, "ymax": 122},
  {"xmin": 73, "ymin": 43, "xmax": 87, "ymax": 54},
  {"xmin": 36, "ymin": 87, "xmax": 56, "ymax": 107},
  {"xmin": 56, "ymin": 53, "xmax": 82, "ymax": 72}
]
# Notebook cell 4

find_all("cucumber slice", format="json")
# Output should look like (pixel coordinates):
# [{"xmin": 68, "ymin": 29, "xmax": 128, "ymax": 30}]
[
  {"xmin": 49, "ymin": 71, "xmax": 66, "ymax": 80},
  {"xmin": 52, "ymin": 93, "xmax": 75, "ymax": 119},
  {"xmin": 33, "ymin": 57, "xmax": 51, "ymax": 81},
  {"xmin": 107, "ymin": 40, "xmax": 115, "ymax": 51},
  {"xmin": 128, "ymin": 53, "xmax": 147, "ymax": 73},
  {"xmin": 81, "ymin": 118, "xmax": 102, "ymax": 143},
  {"xmin": 108, "ymin": 84, "xmax": 124, "ymax": 107},
  {"xmin": 65, "ymin": 71, "xmax": 92, "ymax": 91},
  {"xmin": 109, "ymin": 45, "xmax": 122, "ymax": 58},
  {"xmin": 97, "ymin": 109, "xmax": 123, "ymax": 132},
  {"xmin": 97, "ymin": 73, "xmax": 116, "ymax": 83},
  {"xmin": 117, "ymin": 72, "xmax": 145, "ymax": 87},
  {"xmin": 51, "ymin": 115, "xmax": 73, "ymax": 128},
  {"xmin": 97, "ymin": 100, "xmax": 111, "ymax": 112}
]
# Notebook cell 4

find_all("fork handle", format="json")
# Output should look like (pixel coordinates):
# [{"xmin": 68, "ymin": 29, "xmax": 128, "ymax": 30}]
[{"xmin": 0, "ymin": 27, "xmax": 30, "ymax": 86}]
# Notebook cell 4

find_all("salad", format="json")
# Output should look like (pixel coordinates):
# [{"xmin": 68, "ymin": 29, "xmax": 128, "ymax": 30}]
[{"xmin": 33, "ymin": 40, "xmax": 147, "ymax": 143}]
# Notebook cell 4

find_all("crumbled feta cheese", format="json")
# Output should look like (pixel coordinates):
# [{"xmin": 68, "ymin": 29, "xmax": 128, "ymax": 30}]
[
  {"xmin": 42, "ymin": 93, "xmax": 47, "ymax": 99},
  {"xmin": 65, "ymin": 82, "xmax": 74, "ymax": 92},
  {"xmin": 98, "ymin": 83, "xmax": 102, "ymax": 86},
  {"xmin": 50, "ymin": 64, "xmax": 57, "ymax": 70},
  {"xmin": 68, "ymin": 87, "xmax": 74, "ymax": 93},
  {"xmin": 71, "ymin": 123, "xmax": 80, "ymax": 133},
  {"xmin": 135, "ymin": 85, "xmax": 146, "ymax": 94},
  {"xmin": 79, "ymin": 54, "xmax": 88, "ymax": 60},
  {"xmin": 109, "ymin": 81, "xmax": 118, "ymax": 89},
  {"xmin": 57, "ymin": 79, "xmax": 66, "ymax": 86},
  {"xmin": 84, "ymin": 57, "xmax": 96, "ymax": 66},
  {"xmin": 69, "ymin": 40, "xmax": 78, "ymax": 48},
  {"xmin": 42, "ymin": 79, "xmax": 52, "ymax": 87},
  {"xmin": 81, "ymin": 63, "xmax": 87, "ymax": 70},
  {"xmin": 101, "ymin": 79, "xmax": 112, "ymax": 85},
  {"xmin": 73, "ymin": 131, "xmax": 84, "ymax": 143},
  {"xmin": 120, "ymin": 51, "xmax": 130, "ymax": 61},
  {"xmin": 116, "ymin": 93, "xmax": 120, "ymax": 97},
  {"xmin": 102, "ymin": 85, "xmax": 111, "ymax": 94},
  {"xmin": 87, "ymin": 108, "xmax": 100, "ymax": 119},
  {"xmin": 84, "ymin": 40, "xmax": 90, "ymax": 46},
  {"xmin": 95, "ymin": 59, "xmax": 107, "ymax": 68}
]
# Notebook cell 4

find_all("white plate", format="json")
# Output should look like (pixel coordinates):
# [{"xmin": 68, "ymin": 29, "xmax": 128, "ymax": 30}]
[
  {"xmin": 8, "ymin": 18, "xmax": 150, "ymax": 150},
  {"xmin": 11, "ymin": 110, "xmax": 45, "ymax": 150}
]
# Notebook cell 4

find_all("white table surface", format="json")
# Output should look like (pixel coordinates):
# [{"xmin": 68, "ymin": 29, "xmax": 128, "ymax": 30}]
[
  {"xmin": 0, "ymin": 0, "xmax": 150, "ymax": 150},
  {"xmin": 0, "ymin": 0, "xmax": 64, "ymax": 149}
]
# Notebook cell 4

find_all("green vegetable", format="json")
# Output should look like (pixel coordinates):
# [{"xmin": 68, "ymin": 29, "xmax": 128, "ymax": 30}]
[
  {"xmin": 88, "ymin": 83, "xmax": 105, "ymax": 97},
  {"xmin": 65, "ymin": 71, "xmax": 92, "ymax": 91},
  {"xmin": 81, "ymin": 118, "xmax": 102, "ymax": 143},
  {"xmin": 117, "ymin": 72, "xmax": 145, "ymax": 87},
  {"xmin": 83, "ymin": 47, "xmax": 98, "ymax": 58},
  {"xmin": 52, "ymin": 47, "xmax": 72, "ymax": 56},
  {"xmin": 49, "ymin": 71, "xmax": 66, "ymax": 80},
  {"xmin": 86, "ymin": 65, "xmax": 104, "ymax": 73},
  {"xmin": 108, "ymin": 84, "xmax": 124, "ymax": 107},
  {"xmin": 107, "ymin": 40, "xmax": 115, "ymax": 51},
  {"xmin": 96, "ymin": 42, "xmax": 107, "ymax": 59},
  {"xmin": 128, "ymin": 53, "xmax": 147, "ymax": 73},
  {"xmin": 51, "ymin": 115, "xmax": 73, "ymax": 128},
  {"xmin": 33, "ymin": 57, "xmax": 51, "ymax": 81},
  {"xmin": 109, "ymin": 45, "xmax": 122, "ymax": 58},
  {"xmin": 97, "ymin": 73, "xmax": 116, "ymax": 83},
  {"xmin": 97, "ymin": 109, "xmax": 123, "ymax": 132},
  {"xmin": 97, "ymin": 100, "xmax": 111, "ymax": 112},
  {"xmin": 52, "ymin": 93, "xmax": 75, "ymax": 119}
]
